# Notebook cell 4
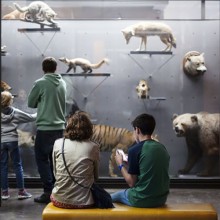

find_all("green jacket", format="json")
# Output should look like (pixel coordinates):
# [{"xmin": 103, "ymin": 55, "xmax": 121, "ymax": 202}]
[{"xmin": 28, "ymin": 73, "xmax": 66, "ymax": 130}]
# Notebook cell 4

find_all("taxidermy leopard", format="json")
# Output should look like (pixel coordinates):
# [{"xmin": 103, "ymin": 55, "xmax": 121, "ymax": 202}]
[
  {"xmin": 59, "ymin": 57, "xmax": 108, "ymax": 74},
  {"xmin": 14, "ymin": 1, "xmax": 57, "ymax": 27}
]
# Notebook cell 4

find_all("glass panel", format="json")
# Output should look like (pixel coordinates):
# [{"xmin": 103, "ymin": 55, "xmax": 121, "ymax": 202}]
[{"xmin": 1, "ymin": 1, "xmax": 220, "ymax": 180}]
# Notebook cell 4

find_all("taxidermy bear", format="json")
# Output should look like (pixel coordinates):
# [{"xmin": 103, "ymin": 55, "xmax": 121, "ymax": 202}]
[
  {"xmin": 173, "ymin": 112, "xmax": 220, "ymax": 176},
  {"xmin": 183, "ymin": 51, "xmax": 207, "ymax": 76}
]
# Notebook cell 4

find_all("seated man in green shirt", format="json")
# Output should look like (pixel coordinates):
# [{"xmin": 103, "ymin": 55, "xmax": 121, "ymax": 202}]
[{"xmin": 111, "ymin": 113, "xmax": 170, "ymax": 208}]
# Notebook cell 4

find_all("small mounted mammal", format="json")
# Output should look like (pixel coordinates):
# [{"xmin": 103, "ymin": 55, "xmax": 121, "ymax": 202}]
[
  {"xmin": 183, "ymin": 51, "xmax": 207, "ymax": 76},
  {"xmin": 59, "ymin": 57, "xmax": 108, "ymax": 73},
  {"xmin": 136, "ymin": 79, "xmax": 150, "ymax": 99},
  {"xmin": 122, "ymin": 22, "xmax": 176, "ymax": 51},
  {"xmin": 14, "ymin": 1, "xmax": 57, "ymax": 26},
  {"xmin": 2, "ymin": 9, "xmax": 25, "ymax": 19}
]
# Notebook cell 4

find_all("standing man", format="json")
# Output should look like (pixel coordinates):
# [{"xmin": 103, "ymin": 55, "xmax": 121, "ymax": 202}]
[
  {"xmin": 28, "ymin": 57, "xmax": 66, "ymax": 203},
  {"xmin": 111, "ymin": 113, "xmax": 170, "ymax": 208}
]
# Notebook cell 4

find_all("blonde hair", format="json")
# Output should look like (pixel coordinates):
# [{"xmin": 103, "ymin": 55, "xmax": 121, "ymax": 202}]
[{"xmin": 1, "ymin": 91, "xmax": 13, "ymax": 108}]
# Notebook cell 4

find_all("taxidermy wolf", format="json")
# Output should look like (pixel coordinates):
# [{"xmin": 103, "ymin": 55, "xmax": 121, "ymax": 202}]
[
  {"xmin": 14, "ymin": 1, "xmax": 57, "ymax": 26},
  {"xmin": 122, "ymin": 22, "xmax": 176, "ymax": 51},
  {"xmin": 59, "ymin": 57, "xmax": 108, "ymax": 73}
]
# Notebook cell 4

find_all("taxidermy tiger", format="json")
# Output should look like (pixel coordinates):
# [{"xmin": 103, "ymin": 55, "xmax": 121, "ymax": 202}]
[
  {"xmin": 59, "ymin": 57, "xmax": 108, "ymax": 74},
  {"xmin": 14, "ymin": 1, "xmax": 57, "ymax": 26},
  {"xmin": 92, "ymin": 124, "xmax": 159, "ymax": 177},
  {"xmin": 91, "ymin": 124, "xmax": 135, "ymax": 177}
]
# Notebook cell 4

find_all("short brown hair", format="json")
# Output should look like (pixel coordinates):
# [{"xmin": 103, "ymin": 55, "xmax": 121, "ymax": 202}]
[
  {"xmin": 42, "ymin": 57, "xmax": 57, "ymax": 73},
  {"xmin": 1, "ymin": 91, "xmax": 13, "ymax": 108},
  {"xmin": 131, "ymin": 113, "xmax": 156, "ymax": 135},
  {"xmin": 64, "ymin": 111, "xmax": 93, "ymax": 141}
]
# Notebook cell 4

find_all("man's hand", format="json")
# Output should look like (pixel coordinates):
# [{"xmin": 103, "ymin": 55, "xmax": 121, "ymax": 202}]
[{"xmin": 115, "ymin": 151, "xmax": 123, "ymax": 166}]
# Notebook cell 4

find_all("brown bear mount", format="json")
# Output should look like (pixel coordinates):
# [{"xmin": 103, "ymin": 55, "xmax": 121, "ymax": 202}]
[{"xmin": 173, "ymin": 112, "xmax": 220, "ymax": 177}]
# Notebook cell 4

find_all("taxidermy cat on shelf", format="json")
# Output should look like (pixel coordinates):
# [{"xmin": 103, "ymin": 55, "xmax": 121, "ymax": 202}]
[{"xmin": 59, "ymin": 57, "xmax": 109, "ymax": 73}]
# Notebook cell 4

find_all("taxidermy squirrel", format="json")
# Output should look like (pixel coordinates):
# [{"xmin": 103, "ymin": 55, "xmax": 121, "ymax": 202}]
[{"xmin": 59, "ymin": 57, "xmax": 108, "ymax": 73}]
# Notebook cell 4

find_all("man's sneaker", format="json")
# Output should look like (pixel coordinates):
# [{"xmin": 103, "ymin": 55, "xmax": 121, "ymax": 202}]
[
  {"xmin": 2, "ymin": 191, "xmax": 10, "ymax": 200},
  {"xmin": 34, "ymin": 193, "xmax": 51, "ymax": 204},
  {"xmin": 18, "ymin": 190, "xmax": 32, "ymax": 200}
]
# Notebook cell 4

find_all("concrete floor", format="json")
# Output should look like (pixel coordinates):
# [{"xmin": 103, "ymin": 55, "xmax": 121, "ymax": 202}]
[{"xmin": 0, "ymin": 188, "xmax": 220, "ymax": 220}]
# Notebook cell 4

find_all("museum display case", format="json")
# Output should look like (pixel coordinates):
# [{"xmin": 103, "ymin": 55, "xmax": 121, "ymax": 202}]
[{"xmin": 1, "ymin": 0, "xmax": 220, "ymax": 188}]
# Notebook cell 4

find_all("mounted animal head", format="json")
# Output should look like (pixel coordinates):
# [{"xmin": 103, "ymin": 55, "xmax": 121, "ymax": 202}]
[
  {"xmin": 183, "ymin": 51, "xmax": 207, "ymax": 76},
  {"xmin": 59, "ymin": 57, "xmax": 69, "ymax": 64},
  {"xmin": 121, "ymin": 28, "xmax": 135, "ymax": 44},
  {"xmin": 172, "ymin": 113, "xmax": 199, "ymax": 137}
]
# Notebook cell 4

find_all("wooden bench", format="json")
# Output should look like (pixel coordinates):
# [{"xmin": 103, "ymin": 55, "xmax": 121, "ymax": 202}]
[{"xmin": 42, "ymin": 202, "xmax": 217, "ymax": 220}]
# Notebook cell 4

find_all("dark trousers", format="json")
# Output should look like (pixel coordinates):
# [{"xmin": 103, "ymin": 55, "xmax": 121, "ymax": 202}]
[{"xmin": 34, "ymin": 130, "xmax": 63, "ymax": 193}]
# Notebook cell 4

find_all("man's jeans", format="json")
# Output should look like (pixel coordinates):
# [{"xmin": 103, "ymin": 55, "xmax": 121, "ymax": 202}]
[
  {"xmin": 34, "ymin": 130, "xmax": 63, "ymax": 193},
  {"xmin": 111, "ymin": 189, "xmax": 132, "ymax": 206},
  {"xmin": 1, "ymin": 141, "xmax": 24, "ymax": 190}
]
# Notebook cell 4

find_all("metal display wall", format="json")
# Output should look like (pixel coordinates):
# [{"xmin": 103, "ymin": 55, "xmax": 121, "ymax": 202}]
[{"xmin": 1, "ymin": 1, "xmax": 220, "ymax": 185}]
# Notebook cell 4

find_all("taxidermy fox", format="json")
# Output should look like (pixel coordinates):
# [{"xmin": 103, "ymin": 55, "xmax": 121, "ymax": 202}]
[
  {"xmin": 122, "ymin": 22, "xmax": 176, "ymax": 51},
  {"xmin": 59, "ymin": 57, "xmax": 108, "ymax": 73},
  {"xmin": 2, "ymin": 9, "xmax": 25, "ymax": 19}
]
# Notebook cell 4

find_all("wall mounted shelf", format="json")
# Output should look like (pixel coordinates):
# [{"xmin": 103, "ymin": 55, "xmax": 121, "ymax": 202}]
[
  {"xmin": 61, "ymin": 73, "xmax": 111, "ymax": 77},
  {"xmin": 130, "ymin": 51, "xmax": 173, "ymax": 55},
  {"xmin": 18, "ymin": 27, "xmax": 61, "ymax": 32},
  {"xmin": 61, "ymin": 73, "xmax": 111, "ymax": 99}
]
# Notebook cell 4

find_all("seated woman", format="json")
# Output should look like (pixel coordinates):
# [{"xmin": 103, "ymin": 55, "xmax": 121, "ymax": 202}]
[{"xmin": 51, "ymin": 111, "xmax": 100, "ymax": 208}]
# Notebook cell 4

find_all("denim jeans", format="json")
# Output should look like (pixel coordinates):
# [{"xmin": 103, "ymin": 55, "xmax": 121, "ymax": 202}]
[
  {"xmin": 111, "ymin": 189, "xmax": 132, "ymax": 206},
  {"xmin": 1, "ymin": 141, "xmax": 24, "ymax": 191},
  {"xmin": 34, "ymin": 130, "xmax": 63, "ymax": 193}
]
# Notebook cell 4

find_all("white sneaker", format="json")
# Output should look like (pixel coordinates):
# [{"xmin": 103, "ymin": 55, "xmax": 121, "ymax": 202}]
[{"xmin": 2, "ymin": 191, "xmax": 10, "ymax": 200}]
